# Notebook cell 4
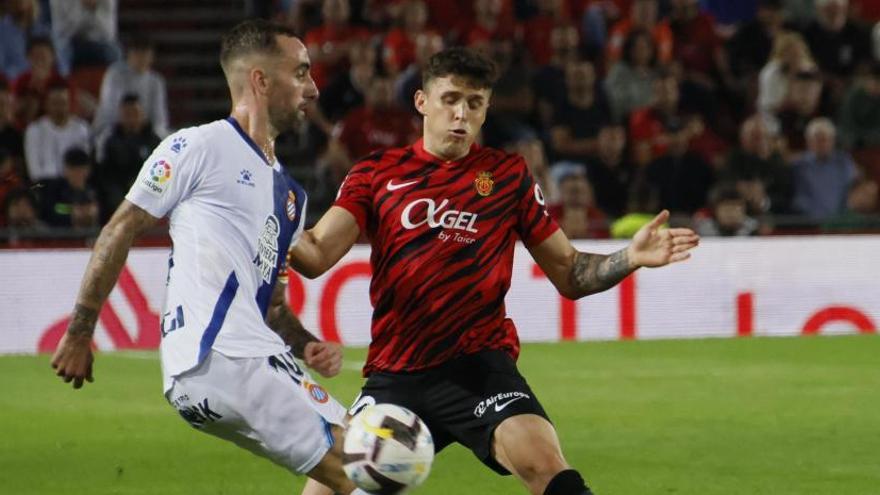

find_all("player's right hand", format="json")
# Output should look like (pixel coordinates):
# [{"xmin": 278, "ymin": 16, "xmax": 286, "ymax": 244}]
[
  {"xmin": 51, "ymin": 332, "xmax": 95, "ymax": 389},
  {"xmin": 304, "ymin": 341, "xmax": 343, "ymax": 378}
]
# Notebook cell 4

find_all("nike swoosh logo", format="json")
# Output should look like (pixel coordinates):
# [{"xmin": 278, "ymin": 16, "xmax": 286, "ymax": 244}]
[
  {"xmin": 494, "ymin": 396, "xmax": 526, "ymax": 412},
  {"xmin": 386, "ymin": 179, "xmax": 419, "ymax": 191}
]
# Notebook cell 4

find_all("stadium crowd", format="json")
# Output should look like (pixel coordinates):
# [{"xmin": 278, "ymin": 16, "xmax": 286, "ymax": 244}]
[{"xmin": 2, "ymin": 0, "xmax": 880, "ymax": 246}]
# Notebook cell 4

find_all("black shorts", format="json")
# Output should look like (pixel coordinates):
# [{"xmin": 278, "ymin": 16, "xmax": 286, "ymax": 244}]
[{"xmin": 349, "ymin": 350, "xmax": 550, "ymax": 475}]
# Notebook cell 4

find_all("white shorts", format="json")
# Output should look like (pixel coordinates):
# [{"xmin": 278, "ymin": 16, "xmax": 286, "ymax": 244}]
[{"xmin": 166, "ymin": 350, "xmax": 347, "ymax": 474}]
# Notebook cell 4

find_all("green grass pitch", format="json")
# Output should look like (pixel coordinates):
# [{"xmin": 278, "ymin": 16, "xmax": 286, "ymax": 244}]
[{"xmin": 2, "ymin": 335, "xmax": 878, "ymax": 495}]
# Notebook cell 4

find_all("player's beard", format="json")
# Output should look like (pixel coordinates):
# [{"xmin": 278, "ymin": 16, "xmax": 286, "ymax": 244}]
[{"xmin": 267, "ymin": 102, "xmax": 303, "ymax": 135}]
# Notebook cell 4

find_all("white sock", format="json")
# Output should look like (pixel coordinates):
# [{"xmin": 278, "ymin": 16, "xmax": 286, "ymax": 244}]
[{"xmin": 351, "ymin": 489, "xmax": 373, "ymax": 495}]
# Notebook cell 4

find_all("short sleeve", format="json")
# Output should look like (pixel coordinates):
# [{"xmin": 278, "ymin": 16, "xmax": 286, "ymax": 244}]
[
  {"xmin": 332, "ymin": 158, "xmax": 375, "ymax": 233},
  {"xmin": 125, "ymin": 129, "xmax": 203, "ymax": 219},
  {"xmin": 513, "ymin": 157, "xmax": 559, "ymax": 247}
]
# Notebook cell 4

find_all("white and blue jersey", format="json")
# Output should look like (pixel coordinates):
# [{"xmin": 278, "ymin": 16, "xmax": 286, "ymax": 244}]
[{"xmin": 126, "ymin": 117, "xmax": 307, "ymax": 392}]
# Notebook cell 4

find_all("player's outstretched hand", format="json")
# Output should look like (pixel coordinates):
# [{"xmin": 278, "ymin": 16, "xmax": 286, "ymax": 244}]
[
  {"xmin": 51, "ymin": 332, "xmax": 95, "ymax": 389},
  {"xmin": 628, "ymin": 209, "xmax": 700, "ymax": 268},
  {"xmin": 304, "ymin": 341, "xmax": 343, "ymax": 378}
]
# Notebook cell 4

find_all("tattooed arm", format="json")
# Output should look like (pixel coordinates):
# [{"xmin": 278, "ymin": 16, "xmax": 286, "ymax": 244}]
[
  {"xmin": 530, "ymin": 210, "xmax": 700, "ymax": 300},
  {"xmin": 52, "ymin": 200, "xmax": 160, "ymax": 388},
  {"xmin": 266, "ymin": 277, "xmax": 343, "ymax": 378}
]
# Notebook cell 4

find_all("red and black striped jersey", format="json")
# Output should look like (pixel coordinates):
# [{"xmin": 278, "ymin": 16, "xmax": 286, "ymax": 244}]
[{"xmin": 334, "ymin": 138, "xmax": 559, "ymax": 375}]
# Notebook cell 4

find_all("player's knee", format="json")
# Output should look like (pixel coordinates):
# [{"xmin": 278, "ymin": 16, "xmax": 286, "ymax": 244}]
[
  {"xmin": 512, "ymin": 449, "xmax": 568, "ymax": 485},
  {"xmin": 543, "ymin": 469, "xmax": 594, "ymax": 495}
]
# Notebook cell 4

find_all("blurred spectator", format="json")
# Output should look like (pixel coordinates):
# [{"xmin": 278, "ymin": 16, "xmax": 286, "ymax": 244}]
[
  {"xmin": 480, "ymin": 38, "xmax": 536, "ymax": 146},
  {"xmin": 0, "ymin": 147, "xmax": 24, "ymax": 226},
  {"xmin": 92, "ymin": 38, "xmax": 169, "ymax": 146},
  {"xmin": 628, "ymin": 71, "xmax": 703, "ymax": 165},
  {"xmin": 776, "ymin": 68, "xmax": 825, "ymax": 153},
  {"xmin": 521, "ymin": 0, "xmax": 571, "ymax": 66},
  {"xmin": 547, "ymin": 162, "xmax": 609, "ymax": 239},
  {"xmin": 693, "ymin": 183, "xmax": 760, "ymax": 236},
  {"xmin": 783, "ymin": 0, "xmax": 815, "ymax": 28},
  {"xmin": 96, "ymin": 94, "xmax": 160, "ymax": 219},
  {"xmin": 382, "ymin": 0, "xmax": 429, "ymax": 76},
  {"xmin": 508, "ymin": 137, "xmax": 559, "ymax": 204},
  {"xmin": 394, "ymin": 31, "xmax": 444, "ymax": 112},
  {"xmin": 722, "ymin": 115, "xmax": 792, "ymax": 214},
  {"xmin": 2, "ymin": 187, "xmax": 45, "ymax": 231},
  {"xmin": 801, "ymin": 0, "xmax": 871, "ymax": 98},
  {"xmin": 823, "ymin": 177, "xmax": 880, "ymax": 230},
  {"xmin": 581, "ymin": 0, "xmax": 628, "ymax": 54},
  {"xmin": 606, "ymin": 0, "xmax": 673, "ymax": 65},
  {"xmin": 305, "ymin": 0, "xmax": 372, "ymax": 89},
  {"xmin": 758, "ymin": 31, "xmax": 817, "ymax": 116},
  {"xmin": 331, "ymin": 76, "xmax": 420, "ymax": 162},
  {"xmin": 727, "ymin": 0, "xmax": 786, "ymax": 82},
  {"xmin": 644, "ymin": 123, "xmax": 715, "ymax": 214},
  {"xmin": 791, "ymin": 118, "xmax": 859, "ymax": 220},
  {"xmin": 837, "ymin": 64, "xmax": 880, "ymax": 148},
  {"xmin": 49, "ymin": 0, "xmax": 120, "ymax": 74},
  {"xmin": 0, "ymin": 79, "xmax": 24, "ymax": 166},
  {"xmin": 0, "ymin": 0, "xmax": 52, "ymax": 81},
  {"xmin": 463, "ymin": 0, "xmax": 516, "ymax": 48},
  {"xmin": 668, "ymin": 0, "xmax": 731, "ymax": 91},
  {"xmin": 11, "ymin": 36, "xmax": 69, "ymax": 129},
  {"xmin": 585, "ymin": 124, "xmax": 636, "ymax": 217},
  {"xmin": 306, "ymin": 144, "xmax": 351, "ymax": 223},
  {"xmin": 316, "ymin": 42, "xmax": 377, "ymax": 133},
  {"xmin": 604, "ymin": 29, "xmax": 659, "ymax": 121},
  {"xmin": 700, "ymin": 0, "xmax": 759, "ymax": 25},
  {"xmin": 533, "ymin": 23, "xmax": 581, "ymax": 127},
  {"xmin": 37, "ymin": 147, "xmax": 98, "ymax": 228},
  {"xmin": 550, "ymin": 61, "xmax": 610, "ymax": 162},
  {"xmin": 24, "ymin": 82, "xmax": 90, "ymax": 182}
]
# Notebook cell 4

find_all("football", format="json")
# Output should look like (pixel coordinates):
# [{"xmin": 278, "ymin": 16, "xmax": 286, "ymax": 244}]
[{"xmin": 342, "ymin": 403, "xmax": 434, "ymax": 494}]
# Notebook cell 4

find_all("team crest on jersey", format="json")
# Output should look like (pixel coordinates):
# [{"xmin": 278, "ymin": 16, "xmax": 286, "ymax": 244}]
[
  {"xmin": 474, "ymin": 171, "xmax": 494, "ymax": 196},
  {"xmin": 305, "ymin": 381, "xmax": 329, "ymax": 404},
  {"xmin": 286, "ymin": 191, "xmax": 297, "ymax": 221}
]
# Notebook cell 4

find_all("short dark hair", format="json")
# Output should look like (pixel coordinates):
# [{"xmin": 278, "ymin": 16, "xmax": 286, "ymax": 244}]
[
  {"xmin": 121, "ymin": 93, "xmax": 140, "ymax": 105},
  {"xmin": 63, "ymin": 148, "xmax": 91, "ymax": 168},
  {"xmin": 622, "ymin": 28, "xmax": 656, "ymax": 67},
  {"xmin": 220, "ymin": 19, "xmax": 298, "ymax": 74},
  {"xmin": 126, "ymin": 36, "xmax": 155, "ymax": 52},
  {"xmin": 27, "ymin": 35, "xmax": 53, "ymax": 53},
  {"xmin": 422, "ymin": 47, "xmax": 498, "ymax": 90}
]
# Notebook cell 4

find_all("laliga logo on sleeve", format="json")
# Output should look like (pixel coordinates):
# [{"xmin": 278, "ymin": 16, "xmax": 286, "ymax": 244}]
[{"xmin": 140, "ymin": 159, "xmax": 172, "ymax": 195}]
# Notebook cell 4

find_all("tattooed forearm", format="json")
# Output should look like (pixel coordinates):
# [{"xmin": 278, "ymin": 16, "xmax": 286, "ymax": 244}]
[
  {"xmin": 568, "ymin": 248, "xmax": 636, "ymax": 298},
  {"xmin": 67, "ymin": 304, "xmax": 99, "ymax": 337},
  {"xmin": 266, "ymin": 303, "xmax": 320, "ymax": 358},
  {"xmin": 70, "ymin": 225, "xmax": 135, "ymax": 337}
]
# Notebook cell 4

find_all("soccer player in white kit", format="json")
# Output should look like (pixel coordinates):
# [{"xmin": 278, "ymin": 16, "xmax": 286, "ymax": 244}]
[{"xmin": 51, "ymin": 20, "xmax": 368, "ymax": 494}]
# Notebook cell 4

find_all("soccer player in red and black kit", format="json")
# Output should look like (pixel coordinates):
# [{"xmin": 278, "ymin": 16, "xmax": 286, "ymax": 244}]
[{"xmin": 292, "ymin": 47, "xmax": 699, "ymax": 495}]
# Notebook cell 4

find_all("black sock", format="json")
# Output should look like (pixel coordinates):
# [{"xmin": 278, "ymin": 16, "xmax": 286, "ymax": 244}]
[{"xmin": 543, "ymin": 469, "xmax": 594, "ymax": 495}]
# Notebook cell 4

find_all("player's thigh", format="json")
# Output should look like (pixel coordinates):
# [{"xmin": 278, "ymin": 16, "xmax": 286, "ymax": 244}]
[
  {"xmin": 426, "ymin": 350, "xmax": 552, "ymax": 474},
  {"xmin": 491, "ymin": 414, "xmax": 568, "ymax": 480},
  {"xmin": 348, "ymin": 371, "xmax": 456, "ymax": 453},
  {"xmin": 167, "ymin": 350, "xmax": 347, "ymax": 475}
]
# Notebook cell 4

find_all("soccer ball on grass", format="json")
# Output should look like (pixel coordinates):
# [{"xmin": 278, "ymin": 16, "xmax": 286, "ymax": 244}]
[{"xmin": 342, "ymin": 403, "xmax": 434, "ymax": 494}]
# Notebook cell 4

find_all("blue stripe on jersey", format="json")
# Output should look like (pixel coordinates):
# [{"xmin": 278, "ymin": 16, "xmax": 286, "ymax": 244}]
[
  {"xmin": 198, "ymin": 271, "xmax": 240, "ymax": 363},
  {"xmin": 225, "ymin": 117, "xmax": 269, "ymax": 164},
  {"xmin": 254, "ymin": 170, "xmax": 306, "ymax": 317},
  {"xmin": 321, "ymin": 417, "xmax": 335, "ymax": 448}
]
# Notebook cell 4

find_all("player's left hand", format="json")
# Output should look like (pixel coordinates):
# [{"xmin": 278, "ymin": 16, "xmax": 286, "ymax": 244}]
[
  {"xmin": 304, "ymin": 341, "xmax": 343, "ymax": 378},
  {"xmin": 628, "ymin": 209, "xmax": 700, "ymax": 268}
]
